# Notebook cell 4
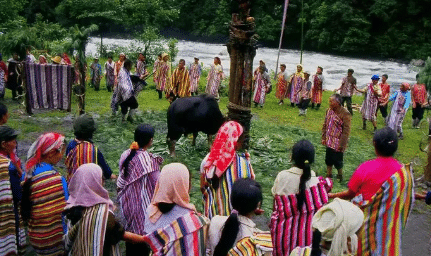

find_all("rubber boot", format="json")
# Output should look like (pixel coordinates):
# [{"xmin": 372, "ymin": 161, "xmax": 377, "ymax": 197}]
[
  {"xmin": 311, "ymin": 103, "xmax": 315, "ymax": 109},
  {"xmin": 316, "ymin": 104, "xmax": 321, "ymax": 110},
  {"xmin": 127, "ymin": 109, "xmax": 135, "ymax": 123}
]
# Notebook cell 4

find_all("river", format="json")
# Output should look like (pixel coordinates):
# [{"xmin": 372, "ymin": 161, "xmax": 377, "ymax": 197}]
[{"xmin": 86, "ymin": 37, "xmax": 418, "ymax": 90}]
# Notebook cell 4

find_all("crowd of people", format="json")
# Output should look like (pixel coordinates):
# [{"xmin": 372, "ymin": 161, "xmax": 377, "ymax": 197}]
[
  {"xmin": 0, "ymin": 97, "xmax": 420, "ymax": 255},
  {"xmin": 0, "ymin": 49, "xmax": 428, "ymax": 255}
]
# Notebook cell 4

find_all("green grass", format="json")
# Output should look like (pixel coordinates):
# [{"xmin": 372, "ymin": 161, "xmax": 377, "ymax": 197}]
[{"xmin": 6, "ymin": 63, "xmax": 428, "ymax": 221}]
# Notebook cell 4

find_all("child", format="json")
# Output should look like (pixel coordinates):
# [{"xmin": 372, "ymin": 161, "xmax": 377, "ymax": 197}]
[{"xmin": 0, "ymin": 102, "xmax": 9, "ymax": 125}]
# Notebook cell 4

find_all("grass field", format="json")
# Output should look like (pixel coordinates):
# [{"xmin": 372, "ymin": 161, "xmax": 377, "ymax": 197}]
[{"xmin": 6, "ymin": 62, "xmax": 428, "ymax": 221}]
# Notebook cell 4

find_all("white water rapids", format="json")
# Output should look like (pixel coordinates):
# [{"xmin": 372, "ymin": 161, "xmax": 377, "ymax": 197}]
[{"xmin": 86, "ymin": 37, "xmax": 419, "ymax": 90}]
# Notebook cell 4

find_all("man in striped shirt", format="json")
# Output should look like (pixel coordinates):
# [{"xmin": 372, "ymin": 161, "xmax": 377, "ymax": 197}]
[
  {"xmin": 322, "ymin": 94, "xmax": 351, "ymax": 181},
  {"xmin": 166, "ymin": 59, "xmax": 191, "ymax": 103}
]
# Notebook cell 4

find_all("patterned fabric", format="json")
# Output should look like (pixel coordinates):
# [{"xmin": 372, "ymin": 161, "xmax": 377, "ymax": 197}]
[
  {"xmin": 228, "ymin": 232, "xmax": 273, "ymax": 256},
  {"xmin": 136, "ymin": 60, "xmax": 147, "ymax": 77},
  {"xmin": 28, "ymin": 164, "xmax": 67, "ymax": 256},
  {"xmin": 339, "ymin": 76, "xmax": 357, "ymax": 97},
  {"xmin": 157, "ymin": 61, "xmax": 170, "ymax": 91},
  {"xmin": 412, "ymin": 83, "xmax": 427, "ymax": 104},
  {"xmin": 253, "ymin": 72, "xmax": 271, "ymax": 105},
  {"xmin": 65, "ymin": 141, "xmax": 98, "ymax": 182},
  {"xmin": 201, "ymin": 153, "xmax": 255, "ymax": 219},
  {"xmin": 289, "ymin": 247, "xmax": 312, "ymax": 256},
  {"xmin": 203, "ymin": 121, "xmax": 244, "ymax": 179},
  {"xmin": 270, "ymin": 177, "xmax": 333, "ymax": 256},
  {"xmin": 0, "ymin": 157, "xmax": 18, "ymax": 256},
  {"xmin": 104, "ymin": 62, "xmax": 115, "ymax": 87},
  {"xmin": 0, "ymin": 61, "xmax": 6, "ymax": 97},
  {"xmin": 352, "ymin": 166, "xmax": 414, "ymax": 256},
  {"xmin": 275, "ymin": 71, "xmax": 289, "ymax": 100},
  {"xmin": 289, "ymin": 74, "xmax": 304, "ymax": 104},
  {"xmin": 205, "ymin": 64, "xmax": 223, "ymax": 98},
  {"xmin": 166, "ymin": 67, "xmax": 191, "ymax": 98},
  {"xmin": 361, "ymin": 83, "xmax": 380, "ymax": 121},
  {"xmin": 65, "ymin": 204, "xmax": 120, "ymax": 256},
  {"xmin": 153, "ymin": 60, "xmax": 161, "ymax": 86},
  {"xmin": 312, "ymin": 74, "xmax": 324, "ymax": 104},
  {"xmin": 26, "ymin": 133, "xmax": 65, "ymax": 172},
  {"xmin": 323, "ymin": 109, "xmax": 344, "ymax": 152},
  {"xmin": 143, "ymin": 211, "xmax": 209, "ymax": 256},
  {"xmin": 90, "ymin": 63, "xmax": 102, "ymax": 87},
  {"xmin": 117, "ymin": 149, "xmax": 163, "ymax": 235},
  {"xmin": 300, "ymin": 80, "xmax": 312, "ymax": 100},
  {"xmin": 388, "ymin": 90, "xmax": 410, "ymax": 133},
  {"xmin": 117, "ymin": 67, "xmax": 134, "ymax": 103},
  {"xmin": 379, "ymin": 82, "xmax": 390, "ymax": 103},
  {"xmin": 188, "ymin": 63, "xmax": 202, "ymax": 93},
  {"xmin": 24, "ymin": 63, "xmax": 73, "ymax": 111}
]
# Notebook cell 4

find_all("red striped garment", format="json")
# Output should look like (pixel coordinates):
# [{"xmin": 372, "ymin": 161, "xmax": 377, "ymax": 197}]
[
  {"xmin": 143, "ymin": 211, "xmax": 209, "ymax": 256},
  {"xmin": 253, "ymin": 72, "xmax": 271, "ymax": 105},
  {"xmin": 270, "ymin": 177, "xmax": 333, "ymax": 256},
  {"xmin": 65, "ymin": 141, "xmax": 98, "ymax": 182},
  {"xmin": 157, "ymin": 62, "xmax": 170, "ymax": 91},
  {"xmin": 205, "ymin": 64, "xmax": 223, "ymax": 98},
  {"xmin": 275, "ymin": 71, "xmax": 289, "ymax": 100},
  {"xmin": 352, "ymin": 166, "xmax": 414, "ymax": 256},
  {"xmin": 412, "ymin": 83, "xmax": 427, "ymax": 104},
  {"xmin": 28, "ymin": 165, "xmax": 67, "ymax": 256},
  {"xmin": 117, "ymin": 149, "xmax": 163, "ymax": 235},
  {"xmin": 311, "ymin": 74, "xmax": 324, "ymax": 104},
  {"xmin": 323, "ymin": 109, "xmax": 344, "ymax": 151}
]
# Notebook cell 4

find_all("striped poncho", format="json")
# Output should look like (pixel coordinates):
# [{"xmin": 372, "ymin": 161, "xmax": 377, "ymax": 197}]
[
  {"xmin": 166, "ymin": 66, "xmax": 191, "ymax": 98},
  {"xmin": 65, "ymin": 141, "xmax": 98, "ymax": 182},
  {"xmin": 144, "ymin": 211, "xmax": 209, "ymax": 256},
  {"xmin": 352, "ymin": 166, "xmax": 414, "ymax": 256},
  {"xmin": 200, "ymin": 153, "xmax": 255, "ymax": 219},
  {"xmin": 270, "ymin": 177, "xmax": 333, "ymax": 256},
  {"xmin": 228, "ymin": 232, "xmax": 273, "ymax": 256},
  {"xmin": 27, "ymin": 163, "xmax": 68, "ymax": 256},
  {"xmin": 0, "ymin": 157, "xmax": 18, "ymax": 256},
  {"xmin": 65, "ymin": 204, "xmax": 120, "ymax": 256}
]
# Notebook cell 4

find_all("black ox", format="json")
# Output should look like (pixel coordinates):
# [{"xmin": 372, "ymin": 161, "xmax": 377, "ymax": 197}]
[{"xmin": 167, "ymin": 95, "xmax": 225, "ymax": 156}]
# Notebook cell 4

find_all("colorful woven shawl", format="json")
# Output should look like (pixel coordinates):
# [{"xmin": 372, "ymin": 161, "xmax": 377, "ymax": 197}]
[
  {"xmin": 65, "ymin": 141, "xmax": 98, "ymax": 182},
  {"xmin": 64, "ymin": 204, "xmax": 120, "ymax": 256},
  {"xmin": 28, "ymin": 167, "xmax": 66, "ymax": 256},
  {"xmin": 0, "ymin": 157, "xmax": 18, "ymax": 256},
  {"xmin": 143, "ymin": 211, "xmax": 209, "ymax": 256},
  {"xmin": 201, "ymin": 153, "xmax": 255, "ymax": 219},
  {"xmin": 270, "ymin": 177, "xmax": 333, "ymax": 256},
  {"xmin": 228, "ymin": 232, "xmax": 273, "ymax": 256},
  {"xmin": 352, "ymin": 166, "xmax": 414, "ymax": 256}
]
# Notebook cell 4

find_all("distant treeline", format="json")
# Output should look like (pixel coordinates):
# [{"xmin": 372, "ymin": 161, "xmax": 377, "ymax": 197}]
[{"xmin": 1, "ymin": 0, "xmax": 431, "ymax": 60}]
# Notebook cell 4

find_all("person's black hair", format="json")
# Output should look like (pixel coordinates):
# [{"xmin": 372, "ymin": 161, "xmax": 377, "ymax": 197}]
[
  {"xmin": 64, "ymin": 206, "xmax": 85, "ymax": 225},
  {"xmin": 373, "ymin": 127, "xmax": 398, "ymax": 157},
  {"xmin": 416, "ymin": 73, "xmax": 420, "ymax": 80},
  {"xmin": 382, "ymin": 74, "xmax": 388, "ymax": 79},
  {"xmin": 292, "ymin": 140, "xmax": 315, "ymax": 208},
  {"xmin": 213, "ymin": 178, "xmax": 262, "ymax": 256},
  {"xmin": 107, "ymin": 54, "xmax": 113, "ymax": 59},
  {"xmin": 157, "ymin": 203, "xmax": 175, "ymax": 213},
  {"xmin": 331, "ymin": 94, "xmax": 342, "ymax": 105},
  {"xmin": 310, "ymin": 229, "xmax": 323, "ymax": 256},
  {"xmin": 74, "ymin": 131, "xmax": 93, "ymax": 141},
  {"xmin": 348, "ymin": 68, "xmax": 354, "ymax": 73},
  {"xmin": 179, "ymin": 59, "xmax": 185, "ymax": 64},
  {"xmin": 318, "ymin": 66, "xmax": 323, "ymax": 71},
  {"xmin": 124, "ymin": 59, "xmax": 133, "ymax": 70},
  {"xmin": 0, "ymin": 103, "xmax": 8, "ymax": 118},
  {"xmin": 122, "ymin": 124, "xmax": 155, "ymax": 178}
]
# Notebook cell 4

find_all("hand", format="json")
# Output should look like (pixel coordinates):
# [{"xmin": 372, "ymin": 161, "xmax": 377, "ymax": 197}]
[
  {"xmin": 110, "ymin": 174, "xmax": 117, "ymax": 179},
  {"xmin": 413, "ymin": 102, "xmax": 416, "ymax": 108},
  {"xmin": 321, "ymin": 139, "xmax": 326, "ymax": 146},
  {"xmin": 254, "ymin": 208, "xmax": 264, "ymax": 215},
  {"xmin": 328, "ymin": 193, "xmax": 336, "ymax": 198}
]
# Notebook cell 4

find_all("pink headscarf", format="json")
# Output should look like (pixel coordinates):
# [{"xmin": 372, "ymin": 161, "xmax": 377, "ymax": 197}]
[
  {"xmin": 65, "ymin": 163, "xmax": 114, "ymax": 210},
  {"xmin": 147, "ymin": 163, "xmax": 196, "ymax": 223},
  {"xmin": 26, "ymin": 132, "xmax": 65, "ymax": 171},
  {"xmin": 203, "ymin": 121, "xmax": 243, "ymax": 179}
]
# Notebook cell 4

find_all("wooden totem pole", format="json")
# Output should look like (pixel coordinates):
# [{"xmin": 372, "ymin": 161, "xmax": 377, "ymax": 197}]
[{"xmin": 227, "ymin": 0, "xmax": 258, "ymax": 149}]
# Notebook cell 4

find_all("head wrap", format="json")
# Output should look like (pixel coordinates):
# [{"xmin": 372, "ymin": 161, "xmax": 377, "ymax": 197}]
[
  {"xmin": 312, "ymin": 198, "xmax": 364, "ymax": 256},
  {"xmin": 62, "ymin": 53, "xmax": 71, "ymax": 65},
  {"xmin": 65, "ymin": 163, "xmax": 114, "ymax": 210},
  {"xmin": 39, "ymin": 55, "xmax": 47, "ymax": 64},
  {"xmin": 203, "ymin": 121, "xmax": 243, "ymax": 179},
  {"xmin": 147, "ymin": 163, "xmax": 195, "ymax": 223},
  {"xmin": 401, "ymin": 82, "xmax": 410, "ymax": 91},
  {"xmin": 26, "ymin": 133, "xmax": 65, "ymax": 171},
  {"xmin": 73, "ymin": 114, "xmax": 97, "ymax": 134},
  {"xmin": 371, "ymin": 75, "xmax": 380, "ymax": 80},
  {"xmin": 0, "ymin": 126, "xmax": 19, "ymax": 143},
  {"xmin": 161, "ymin": 53, "xmax": 169, "ymax": 60},
  {"xmin": 296, "ymin": 64, "xmax": 305, "ymax": 78},
  {"xmin": 51, "ymin": 56, "xmax": 62, "ymax": 64}
]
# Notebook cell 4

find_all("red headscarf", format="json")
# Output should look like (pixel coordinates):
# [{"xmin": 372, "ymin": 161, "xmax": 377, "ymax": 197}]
[
  {"xmin": 25, "ymin": 132, "xmax": 65, "ymax": 171},
  {"xmin": 203, "ymin": 121, "xmax": 243, "ymax": 178},
  {"xmin": 62, "ymin": 53, "xmax": 71, "ymax": 65}
]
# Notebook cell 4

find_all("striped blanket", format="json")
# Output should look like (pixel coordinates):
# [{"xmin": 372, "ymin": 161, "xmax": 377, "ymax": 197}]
[
  {"xmin": 24, "ymin": 63, "xmax": 73, "ymax": 111},
  {"xmin": 0, "ymin": 157, "xmax": 18, "ymax": 256},
  {"xmin": 65, "ymin": 141, "xmax": 98, "ymax": 182},
  {"xmin": 228, "ymin": 232, "xmax": 273, "ymax": 256},
  {"xmin": 270, "ymin": 177, "xmax": 333, "ymax": 256},
  {"xmin": 201, "ymin": 153, "xmax": 255, "ymax": 219},
  {"xmin": 143, "ymin": 211, "xmax": 209, "ymax": 256},
  {"xmin": 352, "ymin": 166, "xmax": 414, "ymax": 256},
  {"xmin": 65, "ymin": 204, "xmax": 120, "ymax": 256},
  {"xmin": 28, "ymin": 167, "xmax": 66, "ymax": 256}
]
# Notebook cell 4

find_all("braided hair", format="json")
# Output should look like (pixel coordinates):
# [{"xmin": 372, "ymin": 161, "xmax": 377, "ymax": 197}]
[{"xmin": 292, "ymin": 140, "xmax": 315, "ymax": 208}]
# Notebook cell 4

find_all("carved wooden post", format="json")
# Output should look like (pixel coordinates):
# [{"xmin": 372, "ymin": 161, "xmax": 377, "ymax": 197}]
[{"xmin": 226, "ymin": 1, "xmax": 258, "ymax": 149}]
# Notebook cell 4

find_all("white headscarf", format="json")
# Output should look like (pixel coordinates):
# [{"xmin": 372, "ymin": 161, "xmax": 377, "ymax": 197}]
[{"xmin": 312, "ymin": 198, "xmax": 364, "ymax": 256}]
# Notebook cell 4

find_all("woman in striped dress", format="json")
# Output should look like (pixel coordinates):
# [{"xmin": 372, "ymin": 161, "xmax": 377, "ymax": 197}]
[
  {"xmin": 144, "ymin": 163, "xmax": 209, "ymax": 256},
  {"xmin": 270, "ymin": 140, "xmax": 333, "ymax": 256},
  {"xmin": 22, "ymin": 132, "xmax": 68, "ymax": 255},
  {"xmin": 361, "ymin": 75, "xmax": 381, "ymax": 132},
  {"xmin": 157, "ymin": 53, "xmax": 170, "ymax": 99},
  {"xmin": 205, "ymin": 57, "xmax": 224, "ymax": 100},
  {"xmin": 200, "ymin": 121, "xmax": 255, "ymax": 219},
  {"xmin": 117, "ymin": 124, "xmax": 163, "ymax": 255}
]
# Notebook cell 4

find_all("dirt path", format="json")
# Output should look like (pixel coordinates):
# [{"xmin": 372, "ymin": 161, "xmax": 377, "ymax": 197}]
[{"xmin": 402, "ymin": 201, "xmax": 431, "ymax": 255}]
